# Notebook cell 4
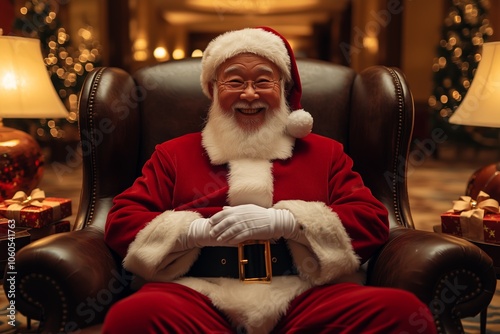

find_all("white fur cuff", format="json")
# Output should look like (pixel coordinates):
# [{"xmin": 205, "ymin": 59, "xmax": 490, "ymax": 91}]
[
  {"xmin": 124, "ymin": 210, "xmax": 202, "ymax": 281},
  {"xmin": 273, "ymin": 200, "xmax": 360, "ymax": 285}
]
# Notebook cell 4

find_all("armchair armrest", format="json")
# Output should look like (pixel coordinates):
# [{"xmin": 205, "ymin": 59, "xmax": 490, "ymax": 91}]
[
  {"xmin": 5, "ymin": 227, "xmax": 132, "ymax": 333},
  {"xmin": 367, "ymin": 227, "xmax": 496, "ymax": 334}
]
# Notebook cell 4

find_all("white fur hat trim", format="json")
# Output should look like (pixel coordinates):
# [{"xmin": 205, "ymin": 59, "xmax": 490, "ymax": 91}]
[{"xmin": 200, "ymin": 28, "xmax": 291, "ymax": 98}]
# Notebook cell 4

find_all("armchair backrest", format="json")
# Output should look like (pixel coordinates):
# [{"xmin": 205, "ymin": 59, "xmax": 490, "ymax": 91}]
[{"xmin": 76, "ymin": 58, "xmax": 415, "ymax": 231}]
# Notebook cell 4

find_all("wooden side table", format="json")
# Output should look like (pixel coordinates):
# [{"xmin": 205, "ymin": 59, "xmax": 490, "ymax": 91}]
[
  {"xmin": 0, "ymin": 228, "xmax": 30, "ymax": 279},
  {"xmin": 468, "ymin": 239, "xmax": 500, "ymax": 278}
]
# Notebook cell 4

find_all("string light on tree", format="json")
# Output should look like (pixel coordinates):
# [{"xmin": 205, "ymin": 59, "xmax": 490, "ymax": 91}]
[
  {"xmin": 12, "ymin": 0, "xmax": 101, "ymax": 146},
  {"xmin": 429, "ymin": 0, "xmax": 494, "ymax": 145}
]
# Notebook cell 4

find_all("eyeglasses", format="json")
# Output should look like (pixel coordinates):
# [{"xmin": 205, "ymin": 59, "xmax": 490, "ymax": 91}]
[{"xmin": 215, "ymin": 79, "xmax": 281, "ymax": 93}]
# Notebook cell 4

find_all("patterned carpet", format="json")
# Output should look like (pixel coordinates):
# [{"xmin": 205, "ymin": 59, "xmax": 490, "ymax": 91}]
[{"xmin": 0, "ymin": 143, "xmax": 499, "ymax": 333}]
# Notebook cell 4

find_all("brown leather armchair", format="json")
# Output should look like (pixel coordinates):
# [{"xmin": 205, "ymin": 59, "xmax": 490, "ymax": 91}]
[{"xmin": 7, "ymin": 58, "xmax": 496, "ymax": 334}]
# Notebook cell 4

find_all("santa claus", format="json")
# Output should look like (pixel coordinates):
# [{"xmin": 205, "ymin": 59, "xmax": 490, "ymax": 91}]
[{"xmin": 103, "ymin": 27, "xmax": 436, "ymax": 333}]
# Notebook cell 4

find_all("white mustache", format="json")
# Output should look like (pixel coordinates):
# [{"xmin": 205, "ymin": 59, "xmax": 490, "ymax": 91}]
[{"xmin": 232, "ymin": 102, "xmax": 269, "ymax": 111}]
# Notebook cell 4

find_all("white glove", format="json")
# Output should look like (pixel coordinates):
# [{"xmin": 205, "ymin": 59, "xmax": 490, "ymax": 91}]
[
  {"xmin": 183, "ymin": 218, "xmax": 221, "ymax": 248},
  {"xmin": 209, "ymin": 204, "xmax": 300, "ymax": 244}
]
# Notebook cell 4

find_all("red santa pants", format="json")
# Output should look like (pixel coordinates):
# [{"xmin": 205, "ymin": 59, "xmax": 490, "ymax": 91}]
[{"xmin": 103, "ymin": 281, "xmax": 437, "ymax": 334}]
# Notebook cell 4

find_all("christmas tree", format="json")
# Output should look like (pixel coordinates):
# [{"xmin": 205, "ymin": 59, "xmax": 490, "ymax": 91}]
[
  {"xmin": 429, "ymin": 0, "xmax": 495, "ymax": 145},
  {"xmin": 11, "ymin": 0, "xmax": 102, "ymax": 156}
]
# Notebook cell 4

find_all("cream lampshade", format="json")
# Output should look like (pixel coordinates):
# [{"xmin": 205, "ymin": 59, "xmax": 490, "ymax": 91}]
[
  {"xmin": 449, "ymin": 41, "xmax": 500, "ymax": 203},
  {"xmin": 449, "ymin": 42, "xmax": 500, "ymax": 127},
  {"xmin": 0, "ymin": 35, "xmax": 69, "ymax": 201}
]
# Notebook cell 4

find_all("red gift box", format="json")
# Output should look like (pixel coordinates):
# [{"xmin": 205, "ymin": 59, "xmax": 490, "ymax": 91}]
[
  {"xmin": 441, "ymin": 211, "xmax": 500, "ymax": 244},
  {"xmin": 0, "ymin": 196, "xmax": 72, "ymax": 228},
  {"xmin": 29, "ymin": 220, "xmax": 71, "ymax": 241},
  {"xmin": 441, "ymin": 191, "xmax": 500, "ymax": 244}
]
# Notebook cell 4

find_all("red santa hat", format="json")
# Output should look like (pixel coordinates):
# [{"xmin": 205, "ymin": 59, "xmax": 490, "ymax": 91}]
[{"xmin": 200, "ymin": 26, "xmax": 313, "ymax": 138}]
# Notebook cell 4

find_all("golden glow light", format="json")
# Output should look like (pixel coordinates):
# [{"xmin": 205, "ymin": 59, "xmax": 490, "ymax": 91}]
[
  {"xmin": 133, "ymin": 50, "xmax": 148, "ymax": 61},
  {"xmin": 172, "ymin": 49, "xmax": 185, "ymax": 60},
  {"xmin": 362, "ymin": 36, "xmax": 379, "ymax": 54},
  {"xmin": 0, "ymin": 36, "xmax": 68, "ymax": 118},
  {"xmin": 134, "ymin": 38, "xmax": 148, "ymax": 50},
  {"xmin": 191, "ymin": 49, "xmax": 203, "ymax": 58},
  {"xmin": 153, "ymin": 46, "xmax": 169, "ymax": 61}
]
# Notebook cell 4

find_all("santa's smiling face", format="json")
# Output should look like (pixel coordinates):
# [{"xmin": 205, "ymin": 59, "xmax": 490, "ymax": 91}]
[
  {"xmin": 210, "ymin": 53, "xmax": 284, "ymax": 132},
  {"xmin": 201, "ymin": 28, "xmax": 312, "ymax": 164}
]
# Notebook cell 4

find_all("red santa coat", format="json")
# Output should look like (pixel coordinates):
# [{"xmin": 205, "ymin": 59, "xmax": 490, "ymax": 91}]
[{"xmin": 105, "ymin": 132, "xmax": 389, "ymax": 333}]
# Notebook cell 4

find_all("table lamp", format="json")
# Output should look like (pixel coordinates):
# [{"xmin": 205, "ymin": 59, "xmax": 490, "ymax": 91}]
[
  {"xmin": 448, "ymin": 41, "xmax": 500, "ymax": 202},
  {"xmin": 0, "ymin": 35, "xmax": 69, "ymax": 201}
]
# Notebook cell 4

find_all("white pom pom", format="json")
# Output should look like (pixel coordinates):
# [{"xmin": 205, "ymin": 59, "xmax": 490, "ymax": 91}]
[{"xmin": 286, "ymin": 109, "xmax": 313, "ymax": 138}]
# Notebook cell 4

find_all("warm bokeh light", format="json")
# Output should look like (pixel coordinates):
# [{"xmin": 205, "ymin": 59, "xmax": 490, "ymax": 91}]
[
  {"xmin": 362, "ymin": 36, "xmax": 379, "ymax": 54},
  {"xmin": 12, "ymin": 0, "xmax": 102, "ymax": 141},
  {"xmin": 191, "ymin": 49, "xmax": 203, "ymax": 58},
  {"xmin": 154, "ymin": 46, "xmax": 170, "ymax": 61},
  {"xmin": 134, "ymin": 50, "xmax": 148, "ymax": 61},
  {"xmin": 78, "ymin": 28, "xmax": 92, "ymax": 40},
  {"xmin": 429, "ymin": 0, "xmax": 493, "ymax": 135},
  {"xmin": 172, "ymin": 49, "xmax": 185, "ymax": 60},
  {"xmin": 134, "ymin": 38, "xmax": 148, "ymax": 50},
  {"xmin": 133, "ymin": 38, "xmax": 149, "ymax": 61}
]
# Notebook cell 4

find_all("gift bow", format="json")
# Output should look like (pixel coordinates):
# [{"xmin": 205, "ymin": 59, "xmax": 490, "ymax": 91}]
[
  {"xmin": 452, "ymin": 191, "xmax": 499, "ymax": 213},
  {"xmin": 451, "ymin": 191, "xmax": 499, "ymax": 241},
  {"xmin": 2, "ymin": 189, "xmax": 66, "ymax": 226},
  {"xmin": 4, "ymin": 188, "xmax": 46, "ymax": 209}
]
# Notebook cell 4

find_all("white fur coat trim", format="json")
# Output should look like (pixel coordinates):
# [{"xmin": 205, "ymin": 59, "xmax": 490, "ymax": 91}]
[
  {"xmin": 175, "ymin": 276, "xmax": 311, "ymax": 334},
  {"xmin": 227, "ymin": 159, "xmax": 273, "ymax": 208},
  {"xmin": 274, "ymin": 200, "xmax": 361, "ymax": 285},
  {"xmin": 123, "ymin": 210, "xmax": 202, "ymax": 281}
]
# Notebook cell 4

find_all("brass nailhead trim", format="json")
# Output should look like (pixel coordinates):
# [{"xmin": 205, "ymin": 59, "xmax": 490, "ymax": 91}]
[{"xmin": 19, "ymin": 273, "xmax": 69, "ymax": 330}]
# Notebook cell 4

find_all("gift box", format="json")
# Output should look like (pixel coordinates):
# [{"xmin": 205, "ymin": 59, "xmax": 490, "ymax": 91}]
[
  {"xmin": 441, "ymin": 191, "xmax": 500, "ymax": 244},
  {"xmin": 441, "ymin": 211, "xmax": 500, "ymax": 244},
  {"xmin": 0, "ymin": 189, "xmax": 72, "ymax": 228},
  {"xmin": 29, "ymin": 220, "xmax": 71, "ymax": 242}
]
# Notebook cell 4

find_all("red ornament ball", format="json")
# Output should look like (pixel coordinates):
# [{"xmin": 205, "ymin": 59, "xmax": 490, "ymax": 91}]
[
  {"xmin": 0, "ymin": 128, "xmax": 44, "ymax": 202},
  {"xmin": 466, "ymin": 162, "xmax": 500, "ymax": 203}
]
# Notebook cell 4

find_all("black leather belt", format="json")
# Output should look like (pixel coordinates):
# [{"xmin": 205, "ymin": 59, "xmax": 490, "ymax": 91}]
[{"xmin": 187, "ymin": 239, "xmax": 297, "ymax": 282}]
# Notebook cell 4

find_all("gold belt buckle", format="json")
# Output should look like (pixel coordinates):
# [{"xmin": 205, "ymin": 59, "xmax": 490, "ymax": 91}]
[{"xmin": 238, "ymin": 240, "xmax": 272, "ymax": 283}]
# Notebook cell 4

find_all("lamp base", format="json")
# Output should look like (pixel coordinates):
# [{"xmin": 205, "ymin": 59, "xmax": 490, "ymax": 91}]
[
  {"xmin": 0, "ymin": 126, "xmax": 43, "ymax": 201},
  {"xmin": 466, "ymin": 162, "xmax": 500, "ymax": 202}
]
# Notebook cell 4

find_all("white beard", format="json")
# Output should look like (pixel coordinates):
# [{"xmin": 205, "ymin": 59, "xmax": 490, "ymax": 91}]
[{"xmin": 201, "ymin": 90, "xmax": 295, "ymax": 164}]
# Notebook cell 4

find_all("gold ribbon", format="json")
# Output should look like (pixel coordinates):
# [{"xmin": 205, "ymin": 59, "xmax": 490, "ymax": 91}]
[
  {"xmin": 5, "ymin": 188, "xmax": 45, "ymax": 208},
  {"xmin": 450, "ymin": 191, "xmax": 499, "ymax": 241},
  {"xmin": 4, "ymin": 188, "xmax": 46, "ymax": 222}
]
